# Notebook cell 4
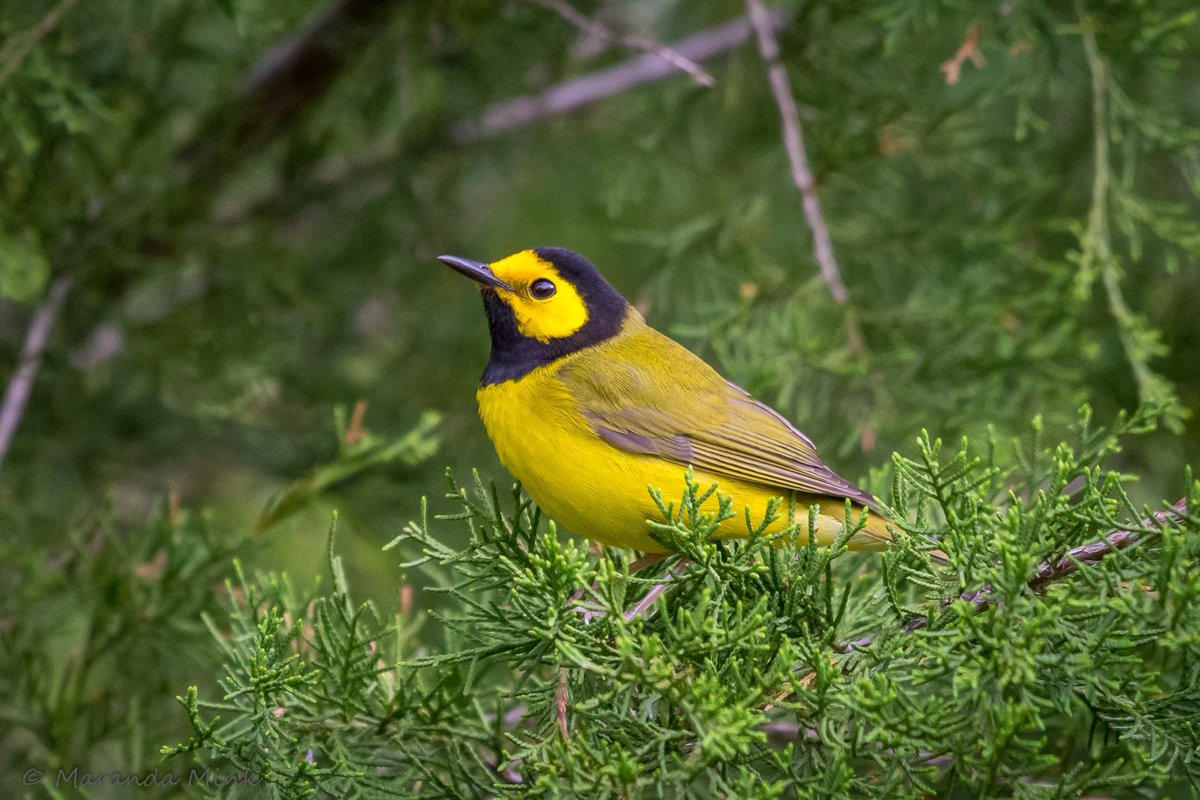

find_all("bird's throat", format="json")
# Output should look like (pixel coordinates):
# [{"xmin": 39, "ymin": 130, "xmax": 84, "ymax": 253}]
[{"xmin": 479, "ymin": 290, "xmax": 629, "ymax": 385}]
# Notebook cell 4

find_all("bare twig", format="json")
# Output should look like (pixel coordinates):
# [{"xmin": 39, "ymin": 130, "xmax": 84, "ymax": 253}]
[
  {"xmin": 0, "ymin": 0, "xmax": 81, "ymax": 91},
  {"xmin": 743, "ymin": 0, "xmax": 881, "ymax": 447},
  {"xmin": 555, "ymin": 668, "xmax": 570, "ymax": 741},
  {"xmin": 940, "ymin": 26, "xmax": 985, "ymax": 85},
  {"xmin": 0, "ymin": 277, "xmax": 72, "ymax": 473},
  {"xmin": 626, "ymin": 552, "xmax": 670, "ymax": 572},
  {"xmin": 453, "ymin": 11, "xmax": 783, "ymax": 143},
  {"xmin": 758, "ymin": 719, "xmax": 820, "ymax": 743},
  {"xmin": 532, "ymin": 0, "xmax": 714, "ymax": 87},
  {"xmin": 744, "ymin": 0, "xmax": 848, "ymax": 305},
  {"xmin": 220, "ymin": 13, "xmax": 785, "ymax": 222},
  {"xmin": 344, "ymin": 399, "xmax": 368, "ymax": 446},
  {"xmin": 838, "ymin": 499, "xmax": 1189, "ymax": 653}
]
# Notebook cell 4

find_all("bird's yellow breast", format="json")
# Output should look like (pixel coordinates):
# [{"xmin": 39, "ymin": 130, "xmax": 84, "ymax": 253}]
[
  {"xmin": 477, "ymin": 363, "xmax": 666, "ymax": 550},
  {"xmin": 476, "ymin": 356, "xmax": 854, "ymax": 553}
]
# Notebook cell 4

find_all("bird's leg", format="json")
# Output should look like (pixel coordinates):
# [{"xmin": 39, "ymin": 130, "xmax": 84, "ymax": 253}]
[
  {"xmin": 568, "ymin": 583, "xmax": 605, "ymax": 623},
  {"xmin": 627, "ymin": 552, "xmax": 670, "ymax": 572},
  {"xmin": 570, "ymin": 552, "xmax": 684, "ymax": 623},
  {"xmin": 623, "ymin": 559, "xmax": 689, "ymax": 622}
]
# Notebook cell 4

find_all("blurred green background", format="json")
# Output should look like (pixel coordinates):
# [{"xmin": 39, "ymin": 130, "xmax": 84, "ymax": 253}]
[{"xmin": 1, "ymin": 0, "xmax": 1198, "ymax": 780}]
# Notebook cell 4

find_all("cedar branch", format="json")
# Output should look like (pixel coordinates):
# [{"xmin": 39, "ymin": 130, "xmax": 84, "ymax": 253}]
[
  {"xmin": 555, "ymin": 668, "xmax": 570, "ymax": 741},
  {"xmin": 838, "ymin": 499, "xmax": 1190, "ymax": 653},
  {"xmin": 453, "ymin": 11, "xmax": 782, "ymax": 144},
  {"xmin": 532, "ymin": 0, "xmax": 714, "ymax": 87},
  {"xmin": 623, "ymin": 560, "xmax": 689, "ymax": 622}
]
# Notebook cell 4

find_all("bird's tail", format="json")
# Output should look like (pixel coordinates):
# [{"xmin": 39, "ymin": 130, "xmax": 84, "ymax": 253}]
[
  {"xmin": 844, "ymin": 509, "xmax": 894, "ymax": 552},
  {"xmin": 848, "ymin": 508, "xmax": 950, "ymax": 565}
]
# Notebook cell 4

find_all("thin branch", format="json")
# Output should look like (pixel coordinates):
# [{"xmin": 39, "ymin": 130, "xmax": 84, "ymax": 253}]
[
  {"xmin": 532, "ymin": 0, "xmax": 714, "ymax": 87},
  {"xmin": 1024, "ymin": 502, "xmax": 1186, "ymax": 592},
  {"xmin": 221, "ymin": 13, "xmax": 784, "ymax": 221},
  {"xmin": 0, "ymin": 0, "xmax": 81, "ymax": 91},
  {"xmin": 838, "ymin": 499, "xmax": 1189, "ymax": 652},
  {"xmin": 0, "ymin": 277, "xmax": 72, "ymax": 473},
  {"xmin": 453, "ymin": 11, "xmax": 783, "ymax": 144},
  {"xmin": 555, "ymin": 668, "xmax": 569, "ymax": 741},
  {"xmin": 744, "ymin": 0, "xmax": 848, "ymax": 305},
  {"xmin": 743, "ymin": 0, "xmax": 880, "ymax": 448},
  {"xmin": 343, "ymin": 399, "xmax": 368, "ymax": 446},
  {"xmin": 1077, "ymin": 11, "xmax": 1169, "ymax": 407},
  {"xmin": 758, "ymin": 719, "xmax": 819, "ymax": 743}
]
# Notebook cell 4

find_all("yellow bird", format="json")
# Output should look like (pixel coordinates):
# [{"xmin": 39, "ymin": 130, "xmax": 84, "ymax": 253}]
[{"xmin": 438, "ymin": 247, "xmax": 893, "ymax": 554}]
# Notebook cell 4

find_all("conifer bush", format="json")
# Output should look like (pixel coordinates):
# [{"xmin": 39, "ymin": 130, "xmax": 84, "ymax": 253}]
[{"xmin": 161, "ymin": 406, "xmax": 1200, "ymax": 797}]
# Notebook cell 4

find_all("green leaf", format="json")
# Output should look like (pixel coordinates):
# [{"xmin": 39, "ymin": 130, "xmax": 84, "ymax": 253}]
[{"xmin": 0, "ymin": 230, "xmax": 49, "ymax": 302}]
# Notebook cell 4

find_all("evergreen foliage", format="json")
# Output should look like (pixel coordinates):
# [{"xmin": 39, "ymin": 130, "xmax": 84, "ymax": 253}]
[
  {"xmin": 168, "ymin": 407, "xmax": 1200, "ymax": 797},
  {"xmin": 1, "ymin": 0, "xmax": 1198, "ymax": 797}
]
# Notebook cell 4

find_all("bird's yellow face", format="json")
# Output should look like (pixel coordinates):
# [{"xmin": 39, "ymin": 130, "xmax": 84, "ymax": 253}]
[
  {"xmin": 439, "ymin": 246, "xmax": 630, "ymax": 385},
  {"xmin": 487, "ymin": 250, "xmax": 589, "ymax": 343}
]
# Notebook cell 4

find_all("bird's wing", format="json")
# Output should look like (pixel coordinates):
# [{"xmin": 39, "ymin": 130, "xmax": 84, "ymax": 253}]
[{"xmin": 556, "ymin": 328, "xmax": 874, "ymax": 506}]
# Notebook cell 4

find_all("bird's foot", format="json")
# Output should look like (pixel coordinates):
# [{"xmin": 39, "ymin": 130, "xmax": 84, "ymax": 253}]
[
  {"xmin": 627, "ymin": 552, "xmax": 670, "ymax": 572},
  {"xmin": 569, "ymin": 553, "xmax": 687, "ymax": 623},
  {"xmin": 622, "ymin": 559, "xmax": 688, "ymax": 622}
]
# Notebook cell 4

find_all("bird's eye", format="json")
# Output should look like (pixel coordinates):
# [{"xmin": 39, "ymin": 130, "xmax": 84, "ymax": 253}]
[{"xmin": 529, "ymin": 278, "xmax": 557, "ymax": 299}]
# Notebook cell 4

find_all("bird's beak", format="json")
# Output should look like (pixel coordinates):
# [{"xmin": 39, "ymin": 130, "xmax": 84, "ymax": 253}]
[{"xmin": 437, "ymin": 254, "xmax": 514, "ymax": 292}]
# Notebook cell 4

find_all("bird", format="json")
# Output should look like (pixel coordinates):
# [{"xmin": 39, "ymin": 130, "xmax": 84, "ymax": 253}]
[{"xmin": 437, "ymin": 246, "xmax": 893, "ymax": 555}]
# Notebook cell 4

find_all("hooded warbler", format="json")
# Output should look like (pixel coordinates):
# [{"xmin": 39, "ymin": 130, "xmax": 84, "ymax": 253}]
[{"xmin": 438, "ymin": 247, "xmax": 892, "ymax": 554}]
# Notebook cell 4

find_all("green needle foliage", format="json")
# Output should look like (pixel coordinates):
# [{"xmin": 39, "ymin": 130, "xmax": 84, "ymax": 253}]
[
  {"xmin": 166, "ymin": 406, "xmax": 1200, "ymax": 798},
  {"xmin": 0, "ymin": 499, "xmax": 245, "ymax": 783}
]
